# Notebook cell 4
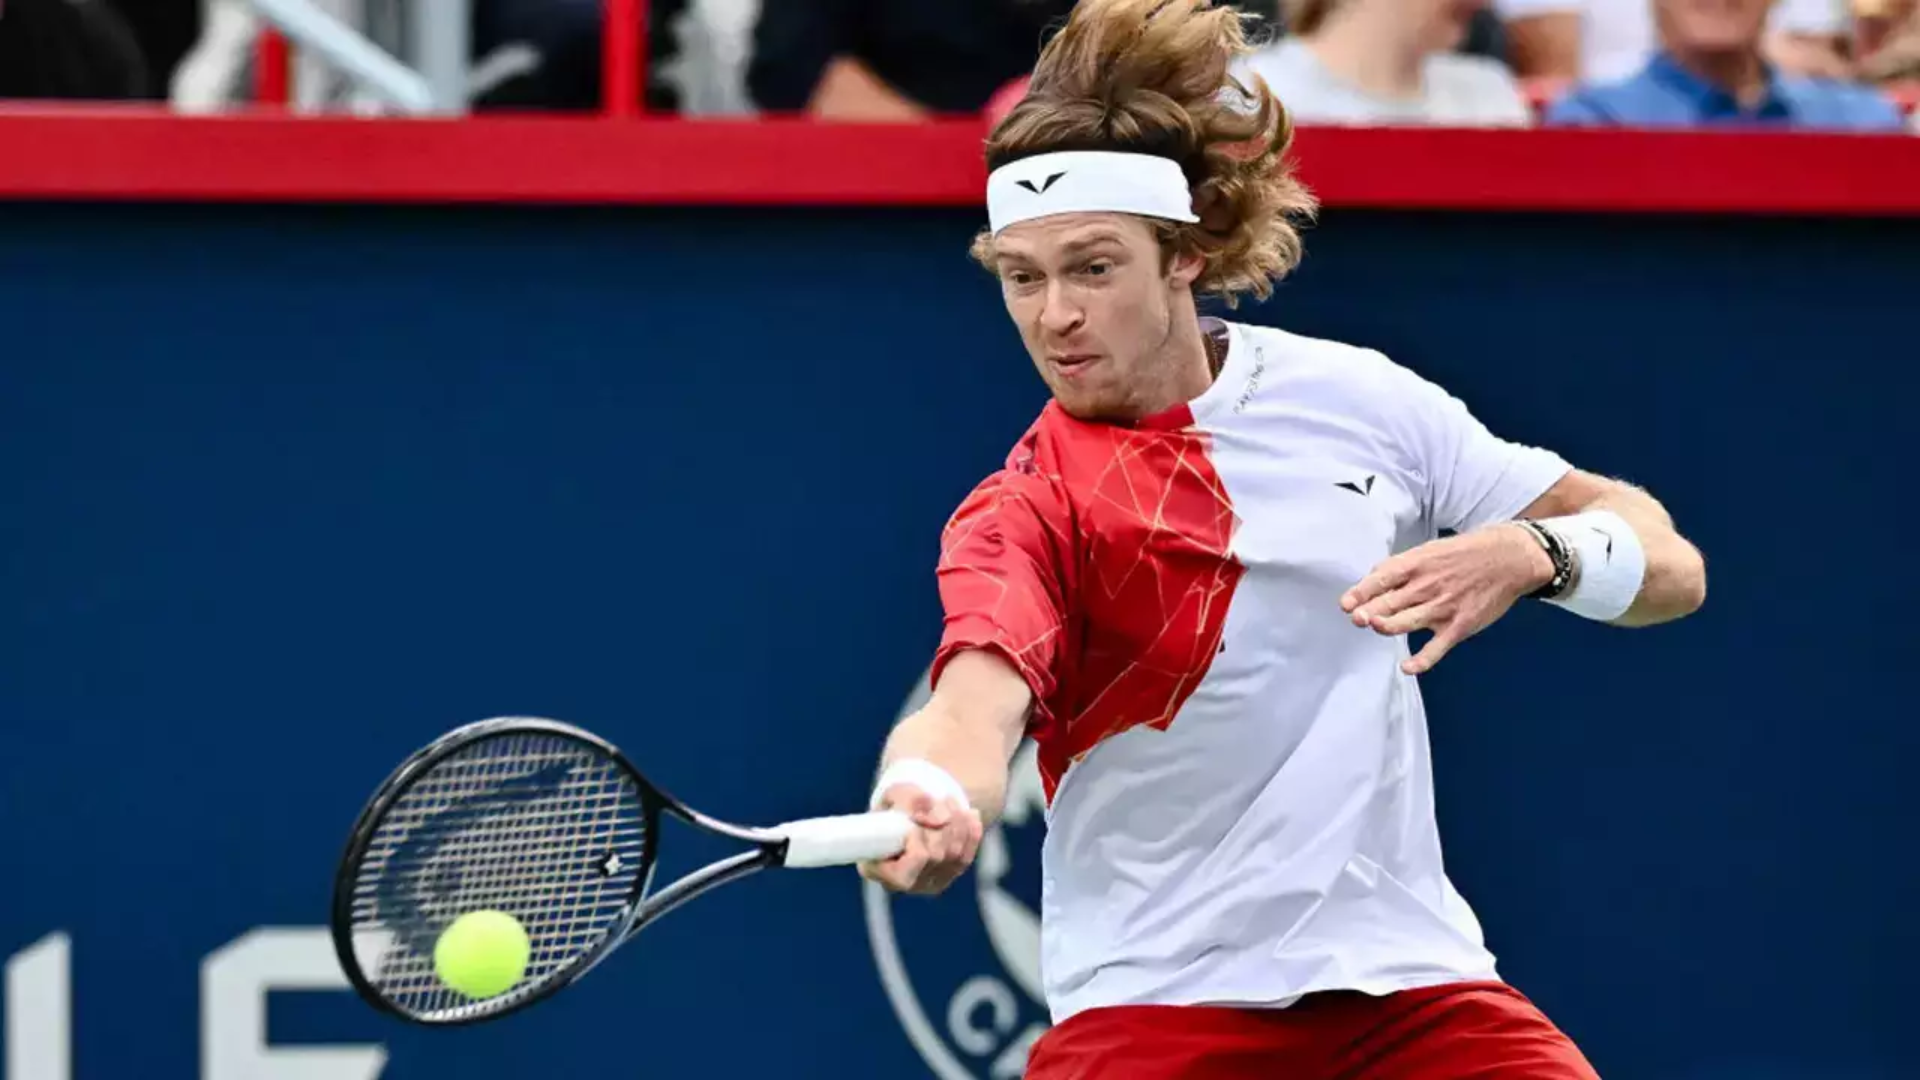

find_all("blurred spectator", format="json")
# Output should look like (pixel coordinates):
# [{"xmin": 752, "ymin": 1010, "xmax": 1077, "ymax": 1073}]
[
  {"xmin": 101, "ymin": 0, "xmax": 200, "ymax": 96},
  {"xmin": 749, "ymin": 0, "xmax": 1279, "ymax": 119},
  {"xmin": 1544, "ymin": 0, "xmax": 1907, "ymax": 128},
  {"xmin": 1858, "ymin": 0, "xmax": 1920, "ymax": 80},
  {"xmin": 657, "ymin": 0, "xmax": 760, "ymax": 114},
  {"xmin": 0, "ymin": 0, "xmax": 149, "ymax": 99},
  {"xmin": 1765, "ymin": 0, "xmax": 1856, "ymax": 77},
  {"xmin": 1236, "ymin": 0, "xmax": 1532, "ymax": 126},
  {"xmin": 1499, "ymin": 0, "xmax": 1853, "ymax": 81}
]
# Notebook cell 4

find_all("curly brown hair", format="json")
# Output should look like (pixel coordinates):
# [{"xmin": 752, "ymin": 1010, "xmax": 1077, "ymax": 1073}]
[{"xmin": 971, "ymin": 0, "xmax": 1317, "ymax": 305}]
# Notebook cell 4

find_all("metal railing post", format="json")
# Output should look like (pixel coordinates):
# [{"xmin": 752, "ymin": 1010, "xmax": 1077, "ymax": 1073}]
[{"xmin": 408, "ymin": 0, "xmax": 472, "ymax": 113}]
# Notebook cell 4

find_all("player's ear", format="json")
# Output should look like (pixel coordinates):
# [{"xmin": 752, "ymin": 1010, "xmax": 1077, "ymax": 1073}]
[{"xmin": 1167, "ymin": 248, "xmax": 1205, "ymax": 289}]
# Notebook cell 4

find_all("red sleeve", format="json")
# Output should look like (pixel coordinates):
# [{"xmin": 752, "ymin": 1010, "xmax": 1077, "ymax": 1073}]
[{"xmin": 929, "ymin": 463, "xmax": 1075, "ymax": 736}]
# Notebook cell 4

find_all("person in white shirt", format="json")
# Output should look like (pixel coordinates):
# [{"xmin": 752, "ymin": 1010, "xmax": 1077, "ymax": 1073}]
[
  {"xmin": 858, "ymin": 1, "xmax": 1708, "ymax": 1076},
  {"xmin": 1237, "ymin": 0, "xmax": 1535, "ymax": 125}
]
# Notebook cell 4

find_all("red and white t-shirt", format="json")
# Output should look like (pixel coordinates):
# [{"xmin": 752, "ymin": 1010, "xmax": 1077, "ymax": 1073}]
[{"xmin": 932, "ymin": 319, "xmax": 1571, "ymax": 1024}]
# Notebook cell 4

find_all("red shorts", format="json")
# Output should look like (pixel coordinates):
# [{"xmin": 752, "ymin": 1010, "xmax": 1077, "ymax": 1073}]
[{"xmin": 1025, "ymin": 981, "xmax": 1601, "ymax": 1080}]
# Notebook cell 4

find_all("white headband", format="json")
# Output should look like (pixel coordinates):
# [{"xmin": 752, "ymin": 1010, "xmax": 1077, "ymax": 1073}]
[{"xmin": 986, "ymin": 151, "xmax": 1199, "ymax": 235}]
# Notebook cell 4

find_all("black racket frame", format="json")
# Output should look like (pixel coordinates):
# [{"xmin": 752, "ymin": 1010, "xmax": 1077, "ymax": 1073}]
[{"xmin": 330, "ymin": 716, "xmax": 798, "ymax": 1026}]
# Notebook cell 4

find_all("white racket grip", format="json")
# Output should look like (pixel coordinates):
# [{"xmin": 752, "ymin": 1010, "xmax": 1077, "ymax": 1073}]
[{"xmin": 775, "ymin": 810, "xmax": 913, "ymax": 869}]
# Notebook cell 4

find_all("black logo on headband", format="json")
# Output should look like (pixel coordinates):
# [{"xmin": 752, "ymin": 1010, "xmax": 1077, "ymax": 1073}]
[{"xmin": 1015, "ymin": 171, "xmax": 1067, "ymax": 195}]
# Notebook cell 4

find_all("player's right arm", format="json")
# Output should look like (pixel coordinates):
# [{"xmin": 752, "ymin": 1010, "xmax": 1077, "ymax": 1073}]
[
  {"xmin": 861, "ymin": 456, "xmax": 1074, "ymax": 896},
  {"xmin": 877, "ymin": 650, "xmax": 1032, "ymax": 826},
  {"xmin": 860, "ymin": 651, "xmax": 1031, "ymax": 896}
]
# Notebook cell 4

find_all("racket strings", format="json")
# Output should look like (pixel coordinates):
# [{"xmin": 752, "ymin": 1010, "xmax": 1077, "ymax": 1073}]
[
  {"xmin": 554, "ymin": 747, "xmax": 625, "ymax": 976},
  {"xmin": 347, "ymin": 732, "xmax": 649, "ymax": 1019}
]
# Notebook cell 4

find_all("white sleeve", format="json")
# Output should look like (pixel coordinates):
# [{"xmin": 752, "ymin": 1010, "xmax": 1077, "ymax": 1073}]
[{"xmin": 1386, "ymin": 360, "xmax": 1572, "ymax": 534}]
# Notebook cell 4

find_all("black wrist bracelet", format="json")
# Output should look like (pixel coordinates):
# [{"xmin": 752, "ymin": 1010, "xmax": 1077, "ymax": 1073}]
[{"xmin": 1515, "ymin": 519, "xmax": 1575, "ymax": 600}]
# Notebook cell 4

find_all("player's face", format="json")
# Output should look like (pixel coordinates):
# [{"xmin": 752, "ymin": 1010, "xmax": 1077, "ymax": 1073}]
[
  {"xmin": 1656, "ymin": 0, "xmax": 1774, "ymax": 51},
  {"xmin": 990, "ymin": 213, "xmax": 1203, "ymax": 422}
]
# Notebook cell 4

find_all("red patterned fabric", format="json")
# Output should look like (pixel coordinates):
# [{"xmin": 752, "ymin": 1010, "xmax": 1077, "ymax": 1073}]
[{"xmin": 932, "ymin": 401, "xmax": 1242, "ymax": 801}]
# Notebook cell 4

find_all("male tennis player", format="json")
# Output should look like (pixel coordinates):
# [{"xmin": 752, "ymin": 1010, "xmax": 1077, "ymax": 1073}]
[{"xmin": 859, "ymin": 1, "xmax": 1706, "ymax": 1076}]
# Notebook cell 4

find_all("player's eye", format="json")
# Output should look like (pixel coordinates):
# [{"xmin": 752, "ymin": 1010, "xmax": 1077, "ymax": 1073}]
[
  {"xmin": 1080, "ymin": 260, "xmax": 1114, "ymax": 278},
  {"xmin": 1005, "ymin": 269, "xmax": 1041, "ymax": 287}
]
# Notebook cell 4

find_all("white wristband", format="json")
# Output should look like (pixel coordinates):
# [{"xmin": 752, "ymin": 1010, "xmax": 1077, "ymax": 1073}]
[
  {"xmin": 1538, "ymin": 510, "xmax": 1646, "ymax": 622},
  {"xmin": 870, "ymin": 758, "xmax": 972, "ymax": 812}
]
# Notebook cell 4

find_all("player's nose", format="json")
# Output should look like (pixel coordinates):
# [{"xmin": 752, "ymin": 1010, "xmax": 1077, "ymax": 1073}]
[{"xmin": 1038, "ymin": 281, "xmax": 1083, "ymax": 335}]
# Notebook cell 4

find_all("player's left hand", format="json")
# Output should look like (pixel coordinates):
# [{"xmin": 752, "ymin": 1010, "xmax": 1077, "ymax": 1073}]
[{"xmin": 1341, "ymin": 524, "xmax": 1554, "ymax": 675}]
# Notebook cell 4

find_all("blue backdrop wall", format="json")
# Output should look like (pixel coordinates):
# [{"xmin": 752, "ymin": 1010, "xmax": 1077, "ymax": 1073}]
[{"xmin": 1, "ymin": 204, "xmax": 1914, "ymax": 1080}]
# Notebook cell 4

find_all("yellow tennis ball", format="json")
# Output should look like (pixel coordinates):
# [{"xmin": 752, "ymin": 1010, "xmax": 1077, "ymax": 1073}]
[{"xmin": 433, "ymin": 910, "xmax": 530, "ymax": 1000}]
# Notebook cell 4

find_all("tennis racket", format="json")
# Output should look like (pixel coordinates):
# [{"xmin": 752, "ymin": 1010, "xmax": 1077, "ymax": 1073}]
[{"xmin": 328, "ymin": 715, "xmax": 911, "ymax": 1025}]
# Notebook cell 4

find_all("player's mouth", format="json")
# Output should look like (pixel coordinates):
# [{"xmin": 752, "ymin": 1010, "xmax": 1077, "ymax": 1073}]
[{"xmin": 1049, "ymin": 353, "xmax": 1101, "ymax": 376}]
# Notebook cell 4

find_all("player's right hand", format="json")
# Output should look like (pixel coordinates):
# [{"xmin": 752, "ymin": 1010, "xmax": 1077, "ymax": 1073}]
[{"xmin": 859, "ymin": 783, "xmax": 984, "ymax": 896}]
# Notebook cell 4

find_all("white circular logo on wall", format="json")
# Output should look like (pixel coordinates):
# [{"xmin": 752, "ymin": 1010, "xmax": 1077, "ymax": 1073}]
[{"xmin": 865, "ymin": 668, "xmax": 1051, "ymax": 1079}]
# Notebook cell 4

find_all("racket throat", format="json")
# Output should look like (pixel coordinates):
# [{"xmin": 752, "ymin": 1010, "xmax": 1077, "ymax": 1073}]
[{"xmin": 626, "ymin": 850, "xmax": 769, "ymax": 936}]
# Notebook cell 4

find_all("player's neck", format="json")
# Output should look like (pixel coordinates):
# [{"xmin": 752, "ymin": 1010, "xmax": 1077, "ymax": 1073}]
[{"xmin": 1138, "ymin": 318, "xmax": 1218, "ymax": 420}]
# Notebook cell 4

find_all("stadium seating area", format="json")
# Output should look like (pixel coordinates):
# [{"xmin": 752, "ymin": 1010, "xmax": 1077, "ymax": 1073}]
[{"xmin": 0, "ymin": 0, "xmax": 1914, "ymax": 128}]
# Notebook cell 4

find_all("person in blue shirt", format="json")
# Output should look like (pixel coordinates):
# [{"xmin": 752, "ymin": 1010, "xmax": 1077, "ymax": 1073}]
[{"xmin": 1546, "ymin": 0, "xmax": 1909, "ymax": 131}]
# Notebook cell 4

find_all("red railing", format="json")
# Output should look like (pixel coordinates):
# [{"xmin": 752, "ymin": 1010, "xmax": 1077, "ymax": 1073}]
[
  {"xmin": 0, "ymin": 112, "xmax": 1914, "ymax": 216},
  {"xmin": 602, "ymin": 0, "xmax": 643, "ymax": 118},
  {"xmin": 256, "ymin": 28, "xmax": 293, "ymax": 106}
]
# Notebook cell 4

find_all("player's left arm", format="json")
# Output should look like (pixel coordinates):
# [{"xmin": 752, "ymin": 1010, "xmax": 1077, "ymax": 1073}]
[
  {"xmin": 1513, "ymin": 469, "xmax": 1707, "ymax": 628},
  {"xmin": 1341, "ymin": 358, "xmax": 1706, "ymax": 674},
  {"xmin": 1345, "ymin": 466, "xmax": 1707, "ymax": 673}
]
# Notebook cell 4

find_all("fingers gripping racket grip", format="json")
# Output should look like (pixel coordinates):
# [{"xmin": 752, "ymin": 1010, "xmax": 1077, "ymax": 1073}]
[{"xmin": 775, "ymin": 810, "xmax": 912, "ymax": 868}]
